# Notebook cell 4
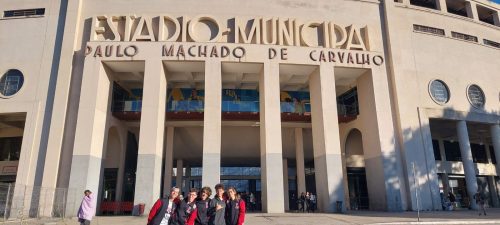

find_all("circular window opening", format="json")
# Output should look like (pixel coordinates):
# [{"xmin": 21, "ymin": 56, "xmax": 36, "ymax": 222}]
[
  {"xmin": 0, "ymin": 69, "xmax": 24, "ymax": 97},
  {"xmin": 429, "ymin": 79, "xmax": 450, "ymax": 104},
  {"xmin": 467, "ymin": 84, "xmax": 485, "ymax": 108}
]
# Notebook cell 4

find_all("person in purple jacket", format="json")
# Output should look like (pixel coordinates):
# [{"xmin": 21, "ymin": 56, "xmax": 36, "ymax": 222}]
[{"xmin": 77, "ymin": 190, "xmax": 96, "ymax": 225}]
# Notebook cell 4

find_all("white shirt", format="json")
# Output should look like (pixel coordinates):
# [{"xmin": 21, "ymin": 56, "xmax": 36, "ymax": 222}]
[{"xmin": 159, "ymin": 200, "xmax": 174, "ymax": 225}]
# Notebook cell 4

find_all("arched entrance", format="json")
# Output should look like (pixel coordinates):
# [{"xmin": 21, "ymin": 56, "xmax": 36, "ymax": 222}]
[{"xmin": 345, "ymin": 128, "xmax": 369, "ymax": 210}]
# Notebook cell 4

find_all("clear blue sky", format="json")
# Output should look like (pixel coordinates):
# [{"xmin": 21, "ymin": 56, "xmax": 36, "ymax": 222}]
[{"xmin": 492, "ymin": 0, "xmax": 500, "ymax": 4}]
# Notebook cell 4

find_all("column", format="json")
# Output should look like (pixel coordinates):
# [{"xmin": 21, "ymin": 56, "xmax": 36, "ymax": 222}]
[
  {"xmin": 259, "ymin": 62, "xmax": 285, "ymax": 213},
  {"xmin": 66, "ymin": 58, "xmax": 111, "ymax": 216},
  {"xmin": 176, "ymin": 159, "xmax": 184, "ymax": 191},
  {"xmin": 357, "ymin": 68, "xmax": 406, "ymax": 211},
  {"xmin": 201, "ymin": 59, "xmax": 222, "ymax": 189},
  {"xmin": 456, "ymin": 120, "xmax": 478, "ymax": 209},
  {"xmin": 491, "ymin": 124, "xmax": 500, "ymax": 171},
  {"xmin": 283, "ymin": 158, "xmax": 290, "ymax": 211},
  {"xmin": 441, "ymin": 173, "xmax": 450, "ymax": 199},
  {"xmin": 437, "ymin": 0, "xmax": 447, "ymax": 12},
  {"xmin": 309, "ymin": 64, "xmax": 344, "ymax": 213},
  {"xmin": 163, "ymin": 127, "xmax": 175, "ymax": 196},
  {"xmin": 488, "ymin": 176, "xmax": 499, "ymax": 207},
  {"xmin": 295, "ymin": 128, "xmax": 306, "ymax": 195},
  {"xmin": 133, "ymin": 60, "xmax": 167, "ymax": 213},
  {"xmin": 466, "ymin": 1, "xmax": 479, "ymax": 20},
  {"xmin": 493, "ymin": 11, "xmax": 500, "ymax": 26},
  {"xmin": 185, "ymin": 166, "xmax": 191, "ymax": 193}
]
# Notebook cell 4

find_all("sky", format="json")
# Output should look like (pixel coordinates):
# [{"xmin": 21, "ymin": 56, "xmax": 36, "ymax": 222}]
[{"xmin": 491, "ymin": 0, "xmax": 500, "ymax": 4}]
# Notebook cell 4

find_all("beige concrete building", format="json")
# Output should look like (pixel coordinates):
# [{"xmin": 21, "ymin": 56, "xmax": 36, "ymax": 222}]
[{"xmin": 0, "ymin": 0, "xmax": 498, "ymax": 217}]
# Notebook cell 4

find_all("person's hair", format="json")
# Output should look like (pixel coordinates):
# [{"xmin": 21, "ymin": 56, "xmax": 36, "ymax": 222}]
[
  {"xmin": 215, "ymin": 183, "xmax": 224, "ymax": 191},
  {"xmin": 84, "ymin": 190, "xmax": 91, "ymax": 194},
  {"xmin": 201, "ymin": 186, "xmax": 212, "ymax": 196},
  {"xmin": 227, "ymin": 186, "xmax": 240, "ymax": 201},
  {"xmin": 189, "ymin": 188, "xmax": 198, "ymax": 194},
  {"xmin": 171, "ymin": 186, "xmax": 180, "ymax": 193}
]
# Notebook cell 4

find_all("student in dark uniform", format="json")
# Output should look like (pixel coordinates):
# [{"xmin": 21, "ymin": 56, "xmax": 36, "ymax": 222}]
[
  {"xmin": 209, "ymin": 183, "xmax": 226, "ymax": 225},
  {"xmin": 193, "ymin": 186, "xmax": 212, "ymax": 225},
  {"xmin": 225, "ymin": 187, "xmax": 245, "ymax": 225},
  {"xmin": 172, "ymin": 188, "xmax": 198, "ymax": 225}
]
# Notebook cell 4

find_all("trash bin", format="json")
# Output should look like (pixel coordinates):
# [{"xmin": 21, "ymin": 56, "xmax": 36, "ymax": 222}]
[
  {"xmin": 138, "ymin": 203, "xmax": 145, "ymax": 216},
  {"xmin": 336, "ymin": 201, "xmax": 343, "ymax": 213}
]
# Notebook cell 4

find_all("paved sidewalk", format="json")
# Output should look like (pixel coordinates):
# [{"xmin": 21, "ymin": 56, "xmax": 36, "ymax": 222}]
[{"xmin": 3, "ymin": 209, "xmax": 500, "ymax": 225}]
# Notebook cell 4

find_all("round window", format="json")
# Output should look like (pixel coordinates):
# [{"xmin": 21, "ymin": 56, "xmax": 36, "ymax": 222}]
[
  {"xmin": 467, "ymin": 84, "xmax": 485, "ymax": 108},
  {"xmin": 429, "ymin": 80, "xmax": 450, "ymax": 104},
  {"xmin": 0, "ymin": 69, "xmax": 24, "ymax": 97}
]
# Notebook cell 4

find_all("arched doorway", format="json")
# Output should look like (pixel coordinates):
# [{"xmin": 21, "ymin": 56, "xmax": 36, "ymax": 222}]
[{"xmin": 345, "ymin": 129, "xmax": 369, "ymax": 210}]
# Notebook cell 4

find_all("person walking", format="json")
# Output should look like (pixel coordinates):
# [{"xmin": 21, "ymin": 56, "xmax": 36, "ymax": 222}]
[
  {"xmin": 172, "ymin": 188, "xmax": 198, "ymax": 225},
  {"xmin": 249, "ymin": 193, "xmax": 256, "ymax": 212},
  {"xmin": 474, "ymin": 189, "xmax": 487, "ymax": 216},
  {"xmin": 225, "ymin": 187, "xmax": 245, "ymax": 225},
  {"xmin": 193, "ymin": 187, "xmax": 212, "ymax": 225},
  {"xmin": 209, "ymin": 183, "xmax": 226, "ymax": 225},
  {"xmin": 147, "ymin": 187, "xmax": 180, "ymax": 225},
  {"xmin": 77, "ymin": 190, "xmax": 96, "ymax": 225}
]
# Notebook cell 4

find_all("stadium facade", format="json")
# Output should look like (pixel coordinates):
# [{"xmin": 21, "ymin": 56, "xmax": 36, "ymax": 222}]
[{"xmin": 0, "ymin": 0, "xmax": 499, "ymax": 216}]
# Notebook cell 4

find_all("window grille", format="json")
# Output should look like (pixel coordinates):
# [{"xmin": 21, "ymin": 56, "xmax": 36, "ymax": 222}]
[
  {"xmin": 484, "ymin": 39, "xmax": 500, "ymax": 49},
  {"xmin": 3, "ymin": 8, "xmax": 45, "ymax": 18},
  {"xmin": 451, "ymin": 31, "xmax": 478, "ymax": 42},
  {"xmin": 413, "ymin": 24, "xmax": 445, "ymax": 36}
]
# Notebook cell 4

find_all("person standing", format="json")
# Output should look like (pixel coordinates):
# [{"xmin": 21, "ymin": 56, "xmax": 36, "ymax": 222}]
[
  {"xmin": 474, "ymin": 189, "xmax": 487, "ymax": 216},
  {"xmin": 172, "ymin": 188, "xmax": 198, "ymax": 225},
  {"xmin": 225, "ymin": 187, "xmax": 245, "ymax": 225},
  {"xmin": 194, "ymin": 187, "xmax": 212, "ymax": 225},
  {"xmin": 309, "ymin": 193, "xmax": 316, "ymax": 213},
  {"xmin": 209, "ymin": 183, "xmax": 226, "ymax": 225},
  {"xmin": 148, "ymin": 187, "xmax": 180, "ymax": 225},
  {"xmin": 77, "ymin": 190, "xmax": 96, "ymax": 225},
  {"xmin": 298, "ymin": 192, "xmax": 306, "ymax": 213},
  {"xmin": 249, "ymin": 193, "xmax": 256, "ymax": 212}
]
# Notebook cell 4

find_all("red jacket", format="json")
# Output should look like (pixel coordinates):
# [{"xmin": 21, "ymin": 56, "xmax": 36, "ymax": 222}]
[{"xmin": 148, "ymin": 197, "xmax": 180, "ymax": 225}]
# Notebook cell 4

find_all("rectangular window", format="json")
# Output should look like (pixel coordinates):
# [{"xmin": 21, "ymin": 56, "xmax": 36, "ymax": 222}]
[
  {"xmin": 413, "ymin": 24, "xmax": 445, "ymax": 36},
  {"xmin": 484, "ymin": 39, "xmax": 500, "ymax": 49},
  {"xmin": 451, "ymin": 31, "xmax": 478, "ymax": 42},
  {"xmin": 3, "ymin": 8, "xmax": 45, "ymax": 18},
  {"xmin": 471, "ymin": 143, "xmax": 488, "ymax": 163},
  {"xmin": 444, "ymin": 140, "xmax": 461, "ymax": 161},
  {"xmin": 410, "ymin": 0, "xmax": 437, "ymax": 9},
  {"xmin": 490, "ymin": 146, "xmax": 497, "ymax": 164},
  {"xmin": 432, "ymin": 139, "xmax": 442, "ymax": 160},
  {"xmin": 0, "ymin": 137, "xmax": 22, "ymax": 161}
]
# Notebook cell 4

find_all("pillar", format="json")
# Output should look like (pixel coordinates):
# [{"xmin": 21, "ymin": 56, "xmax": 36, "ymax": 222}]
[
  {"xmin": 259, "ymin": 62, "xmax": 285, "ymax": 213},
  {"xmin": 437, "ymin": 0, "xmax": 447, "ymax": 12},
  {"xmin": 185, "ymin": 166, "xmax": 191, "ymax": 193},
  {"xmin": 357, "ymin": 69, "xmax": 406, "ymax": 211},
  {"xmin": 133, "ymin": 59, "xmax": 167, "ymax": 212},
  {"xmin": 176, "ymin": 159, "xmax": 184, "ymax": 192},
  {"xmin": 488, "ymin": 176, "xmax": 499, "ymax": 207},
  {"xmin": 163, "ymin": 127, "xmax": 175, "ymax": 196},
  {"xmin": 491, "ymin": 124, "xmax": 500, "ymax": 172},
  {"xmin": 493, "ymin": 11, "xmax": 500, "ymax": 26},
  {"xmin": 309, "ymin": 64, "xmax": 344, "ymax": 213},
  {"xmin": 295, "ymin": 128, "xmax": 306, "ymax": 196},
  {"xmin": 201, "ymin": 59, "xmax": 222, "ymax": 189},
  {"xmin": 66, "ymin": 58, "xmax": 110, "ymax": 216},
  {"xmin": 441, "ymin": 173, "xmax": 450, "ymax": 200},
  {"xmin": 466, "ymin": 1, "xmax": 479, "ymax": 20},
  {"xmin": 456, "ymin": 120, "xmax": 478, "ymax": 209},
  {"xmin": 283, "ymin": 158, "xmax": 289, "ymax": 211}
]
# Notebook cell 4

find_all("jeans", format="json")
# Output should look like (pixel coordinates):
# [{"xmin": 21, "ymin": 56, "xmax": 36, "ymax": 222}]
[{"xmin": 79, "ymin": 218, "xmax": 91, "ymax": 225}]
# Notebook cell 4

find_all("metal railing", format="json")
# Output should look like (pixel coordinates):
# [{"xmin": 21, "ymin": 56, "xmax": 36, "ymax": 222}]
[{"xmin": 0, "ymin": 183, "xmax": 82, "ymax": 222}]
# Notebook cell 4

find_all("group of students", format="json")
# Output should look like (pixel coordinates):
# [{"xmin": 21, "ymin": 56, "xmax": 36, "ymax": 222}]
[
  {"xmin": 294, "ymin": 192, "xmax": 316, "ymax": 213},
  {"xmin": 147, "ymin": 183, "xmax": 246, "ymax": 225}
]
